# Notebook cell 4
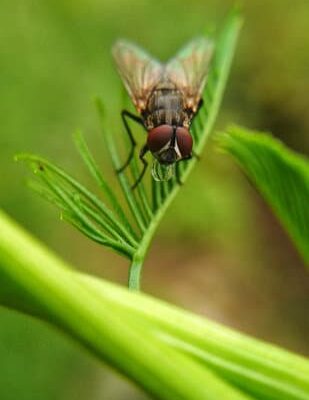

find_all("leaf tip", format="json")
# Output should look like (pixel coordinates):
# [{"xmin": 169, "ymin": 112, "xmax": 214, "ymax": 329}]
[
  {"xmin": 72, "ymin": 129, "xmax": 84, "ymax": 148},
  {"xmin": 14, "ymin": 153, "xmax": 28, "ymax": 163}
]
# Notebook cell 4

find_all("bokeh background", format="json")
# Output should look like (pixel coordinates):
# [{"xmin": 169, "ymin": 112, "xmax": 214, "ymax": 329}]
[{"xmin": 1, "ymin": 1, "xmax": 308, "ymax": 399}]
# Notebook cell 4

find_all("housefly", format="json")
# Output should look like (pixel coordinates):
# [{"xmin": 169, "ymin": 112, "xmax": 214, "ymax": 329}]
[{"xmin": 112, "ymin": 37, "xmax": 214, "ymax": 188}]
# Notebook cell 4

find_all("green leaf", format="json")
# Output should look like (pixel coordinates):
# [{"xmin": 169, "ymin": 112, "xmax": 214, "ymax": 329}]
[
  {"xmin": 73, "ymin": 130, "xmax": 138, "ymax": 240},
  {"xmin": 218, "ymin": 125, "xmax": 309, "ymax": 265},
  {"xmin": 16, "ymin": 153, "xmax": 137, "ymax": 258}
]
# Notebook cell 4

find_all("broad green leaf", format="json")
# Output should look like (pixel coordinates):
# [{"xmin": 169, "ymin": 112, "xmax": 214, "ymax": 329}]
[{"xmin": 218, "ymin": 125, "xmax": 309, "ymax": 266}]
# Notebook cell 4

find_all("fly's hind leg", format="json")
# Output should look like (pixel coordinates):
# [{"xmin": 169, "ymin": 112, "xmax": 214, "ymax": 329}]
[
  {"xmin": 117, "ymin": 110, "xmax": 145, "ymax": 173},
  {"xmin": 131, "ymin": 144, "xmax": 149, "ymax": 190},
  {"xmin": 197, "ymin": 98, "xmax": 204, "ymax": 113}
]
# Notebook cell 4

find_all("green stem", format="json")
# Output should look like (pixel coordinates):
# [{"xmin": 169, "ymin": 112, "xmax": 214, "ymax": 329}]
[
  {"xmin": 127, "ymin": 204, "xmax": 170, "ymax": 289},
  {"xmin": 80, "ymin": 273, "xmax": 309, "ymax": 400},
  {"xmin": 0, "ymin": 210, "xmax": 252, "ymax": 400},
  {"xmin": 128, "ymin": 256, "xmax": 143, "ymax": 290}
]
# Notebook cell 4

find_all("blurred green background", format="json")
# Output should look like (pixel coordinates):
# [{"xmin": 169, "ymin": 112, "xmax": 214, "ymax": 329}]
[{"xmin": 1, "ymin": 1, "xmax": 309, "ymax": 399}]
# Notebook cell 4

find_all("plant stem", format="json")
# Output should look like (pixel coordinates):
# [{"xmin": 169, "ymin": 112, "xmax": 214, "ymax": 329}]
[
  {"xmin": 127, "ymin": 202, "xmax": 170, "ymax": 289},
  {"xmin": 128, "ymin": 256, "xmax": 143, "ymax": 290},
  {"xmin": 0, "ymin": 210, "xmax": 253, "ymax": 400},
  {"xmin": 81, "ymin": 273, "xmax": 309, "ymax": 400}
]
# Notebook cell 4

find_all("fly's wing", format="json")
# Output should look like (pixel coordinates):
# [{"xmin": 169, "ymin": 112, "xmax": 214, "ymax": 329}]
[
  {"xmin": 112, "ymin": 40, "xmax": 164, "ymax": 113},
  {"xmin": 165, "ymin": 38, "xmax": 214, "ymax": 113}
]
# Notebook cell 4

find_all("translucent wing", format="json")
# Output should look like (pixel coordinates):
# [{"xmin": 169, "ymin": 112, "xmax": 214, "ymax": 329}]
[
  {"xmin": 112, "ymin": 40, "xmax": 164, "ymax": 113},
  {"xmin": 165, "ymin": 38, "xmax": 214, "ymax": 112}
]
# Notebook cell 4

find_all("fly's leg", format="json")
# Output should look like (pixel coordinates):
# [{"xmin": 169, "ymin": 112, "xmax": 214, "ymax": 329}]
[
  {"xmin": 175, "ymin": 162, "xmax": 182, "ymax": 185},
  {"xmin": 117, "ymin": 110, "xmax": 145, "ymax": 173},
  {"xmin": 196, "ymin": 98, "xmax": 204, "ymax": 116},
  {"xmin": 131, "ymin": 145, "xmax": 149, "ymax": 190},
  {"xmin": 175, "ymin": 147, "xmax": 201, "ymax": 184}
]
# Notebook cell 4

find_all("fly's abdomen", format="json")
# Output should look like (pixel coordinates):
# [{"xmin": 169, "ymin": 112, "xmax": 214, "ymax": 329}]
[{"xmin": 145, "ymin": 89, "xmax": 187, "ymax": 128}]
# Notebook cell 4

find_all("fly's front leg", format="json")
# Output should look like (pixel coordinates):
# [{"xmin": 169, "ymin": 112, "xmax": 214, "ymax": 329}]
[
  {"xmin": 131, "ymin": 144, "xmax": 149, "ymax": 190},
  {"xmin": 175, "ymin": 162, "xmax": 182, "ymax": 185},
  {"xmin": 175, "ymin": 150, "xmax": 201, "ymax": 185},
  {"xmin": 117, "ymin": 110, "xmax": 145, "ymax": 173}
]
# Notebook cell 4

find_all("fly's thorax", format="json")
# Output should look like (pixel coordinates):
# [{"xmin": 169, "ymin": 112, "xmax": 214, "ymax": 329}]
[
  {"xmin": 147, "ymin": 125, "xmax": 193, "ymax": 165},
  {"xmin": 143, "ymin": 87, "xmax": 191, "ymax": 129}
]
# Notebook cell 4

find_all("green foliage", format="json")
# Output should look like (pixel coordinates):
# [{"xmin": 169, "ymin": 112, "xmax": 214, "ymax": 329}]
[
  {"xmin": 17, "ymin": 10, "xmax": 242, "ymax": 290},
  {"xmin": 2, "ymin": 2, "xmax": 309, "ymax": 399},
  {"xmin": 2, "ymin": 7, "xmax": 309, "ymax": 400},
  {"xmin": 218, "ymin": 126, "xmax": 309, "ymax": 265}
]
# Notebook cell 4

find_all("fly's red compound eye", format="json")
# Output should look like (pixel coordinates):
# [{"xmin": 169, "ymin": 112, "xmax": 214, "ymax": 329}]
[
  {"xmin": 176, "ymin": 127, "xmax": 193, "ymax": 158},
  {"xmin": 147, "ymin": 125, "xmax": 174, "ymax": 153}
]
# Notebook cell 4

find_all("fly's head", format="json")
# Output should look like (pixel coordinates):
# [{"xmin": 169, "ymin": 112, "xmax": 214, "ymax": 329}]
[{"xmin": 147, "ymin": 124, "xmax": 193, "ymax": 181}]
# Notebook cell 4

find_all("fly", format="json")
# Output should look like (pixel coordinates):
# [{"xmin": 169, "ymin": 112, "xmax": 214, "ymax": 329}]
[{"xmin": 112, "ymin": 37, "xmax": 214, "ymax": 188}]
